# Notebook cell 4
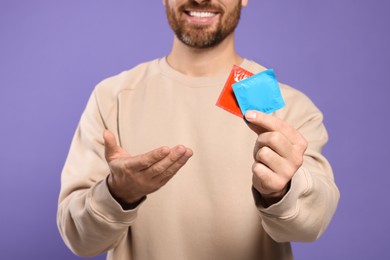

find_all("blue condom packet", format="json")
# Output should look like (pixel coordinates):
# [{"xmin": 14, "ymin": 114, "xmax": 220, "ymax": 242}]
[{"xmin": 232, "ymin": 69, "xmax": 285, "ymax": 115}]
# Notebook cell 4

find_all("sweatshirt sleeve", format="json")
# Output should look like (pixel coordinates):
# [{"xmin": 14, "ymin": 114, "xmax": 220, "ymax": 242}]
[
  {"xmin": 57, "ymin": 87, "xmax": 140, "ymax": 257},
  {"xmin": 254, "ymin": 87, "xmax": 340, "ymax": 243}
]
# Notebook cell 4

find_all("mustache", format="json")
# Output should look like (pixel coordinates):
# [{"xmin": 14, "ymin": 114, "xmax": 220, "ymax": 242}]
[{"xmin": 178, "ymin": 2, "xmax": 224, "ymax": 13}]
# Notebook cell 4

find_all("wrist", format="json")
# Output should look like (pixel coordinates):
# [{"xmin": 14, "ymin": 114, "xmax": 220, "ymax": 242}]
[
  {"xmin": 106, "ymin": 175, "xmax": 145, "ymax": 210},
  {"xmin": 253, "ymin": 181, "xmax": 291, "ymax": 208},
  {"xmin": 114, "ymin": 195, "xmax": 146, "ymax": 210}
]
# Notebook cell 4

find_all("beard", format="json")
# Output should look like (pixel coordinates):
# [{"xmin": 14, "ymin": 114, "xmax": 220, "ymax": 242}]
[{"xmin": 165, "ymin": 1, "xmax": 242, "ymax": 49}]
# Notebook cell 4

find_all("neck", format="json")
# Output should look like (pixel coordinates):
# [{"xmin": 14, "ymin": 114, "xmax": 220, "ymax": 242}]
[{"xmin": 166, "ymin": 33, "xmax": 243, "ymax": 77}]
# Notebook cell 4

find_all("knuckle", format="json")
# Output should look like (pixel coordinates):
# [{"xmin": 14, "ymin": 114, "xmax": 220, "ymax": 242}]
[
  {"xmin": 291, "ymin": 149, "xmax": 304, "ymax": 167},
  {"xmin": 296, "ymin": 156, "xmax": 304, "ymax": 167},
  {"xmin": 268, "ymin": 132, "xmax": 280, "ymax": 144},
  {"xmin": 123, "ymin": 160, "xmax": 133, "ymax": 169},
  {"xmin": 271, "ymin": 117, "xmax": 282, "ymax": 131},
  {"xmin": 151, "ymin": 165, "xmax": 166, "ymax": 175},
  {"xmin": 138, "ymin": 158, "xmax": 152, "ymax": 169},
  {"xmin": 257, "ymin": 147, "xmax": 272, "ymax": 161},
  {"xmin": 283, "ymin": 163, "xmax": 297, "ymax": 177},
  {"xmin": 273, "ymin": 179, "xmax": 287, "ymax": 192},
  {"xmin": 297, "ymin": 137, "xmax": 308, "ymax": 150},
  {"xmin": 168, "ymin": 154, "xmax": 180, "ymax": 164},
  {"xmin": 252, "ymin": 162, "xmax": 265, "ymax": 176},
  {"xmin": 256, "ymin": 134, "xmax": 264, "ymax": 144},
  {"xmin": 251, "ymin": 162, "xmax": 259, "ymax": 174}
]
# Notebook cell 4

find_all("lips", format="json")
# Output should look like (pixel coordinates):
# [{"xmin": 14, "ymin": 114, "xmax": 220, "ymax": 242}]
[
  {"xmin": 187, "ymin": 11, "xmax": 217, "ymax": 18},
  {"xmin": 183, "ymin": 9, "xmax": 220, "ymax": 25}
]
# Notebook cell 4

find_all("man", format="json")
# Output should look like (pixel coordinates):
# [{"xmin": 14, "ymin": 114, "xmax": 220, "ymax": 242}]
[{"xmin": 57, "ymin": 0, "xmax": 340, "ymax": 259}]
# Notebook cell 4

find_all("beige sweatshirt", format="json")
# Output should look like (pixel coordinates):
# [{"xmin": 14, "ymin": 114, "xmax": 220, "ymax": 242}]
[{"xmin": 57, "ymin": 58, "xmax": 340, "ymax": 260}]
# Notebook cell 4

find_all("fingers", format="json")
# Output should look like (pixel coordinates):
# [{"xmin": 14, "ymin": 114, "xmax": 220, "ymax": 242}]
[
  {"xmin": 253, "ymin": 131, "xmax": 305, "ymax": 184},
  {"xmin": 129, "ymin": 146, "xmax": 171, "ymax": 172},
  {"xmin": 245, "ymin": 110, "xmax": 305, "ymax": 146},
  {"xmin": 255, "ymin": 146, "xmax": 285, "ymax": 175},
  {"xmin": 247, "ymin": 111, "xmax": 308, "ymax": 197},
  {"xmin": 254, "ymin": 131, "xmax": 292, "ymax": 159},
  {"xmin": 158, "ymin": 147, "xmax": 193, "ymax": 182},
  {"xmin": 252, "ymin": 162, "xmax": 287, "ymax": 195},
  {"xmin": 103, "ymin": 130, "xmax": 194, "ymax": 202},
  {"xmin": 146, "ymin": 145, "xmax": 193, "ymax": 179},
  {"xmin": 122, "ymin": 145, "xmax": 193, "ymax": 178},
  {"xmin": 103, "ymin": 129, "xmax": 193, "ymax": 177}
]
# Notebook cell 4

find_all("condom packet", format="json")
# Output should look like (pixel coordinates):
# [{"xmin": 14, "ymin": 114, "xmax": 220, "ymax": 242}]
[
  {"xmin": 232, "ymin": 68, "xmax": 285, "ymax": 115},
  {"xmin": 216, "ymin": 65, "xmax": 254, "ymax": 118}
]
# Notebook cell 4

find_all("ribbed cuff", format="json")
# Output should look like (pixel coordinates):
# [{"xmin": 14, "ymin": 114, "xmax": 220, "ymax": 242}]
[
  {"xmin": 88, "ymin": 178, "xmax": 144, "ymax": 224},
  {"xmin": 254, "ymin": 167, "xmax": 312, "ymax": 220}
]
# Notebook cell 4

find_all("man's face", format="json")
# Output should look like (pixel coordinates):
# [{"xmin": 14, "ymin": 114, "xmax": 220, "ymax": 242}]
[{"xmin": 164, "ymin": 0, "xmax": 244, "ymax": 49}]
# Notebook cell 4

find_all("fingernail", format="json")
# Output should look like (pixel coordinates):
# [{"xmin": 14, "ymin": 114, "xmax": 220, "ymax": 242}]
[
  {"xmin": 175, "ymin": 146, "xmax": 186, "ymax": 156},
  {"xmin": 245, "ymin": 111, "xmax": 256, "ymax": 120}
]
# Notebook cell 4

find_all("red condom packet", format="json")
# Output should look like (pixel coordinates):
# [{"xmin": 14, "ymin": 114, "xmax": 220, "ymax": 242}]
[{"xmin": 216, "ymin": 65, "xmax": 253, "ymax": 118}]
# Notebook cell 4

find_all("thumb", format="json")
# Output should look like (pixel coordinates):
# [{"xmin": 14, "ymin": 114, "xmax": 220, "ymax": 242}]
[
  {"xmin": 245, "ymin": 112, "xmax": 268, "ymax": 135},
  {"xmin": 103, "ymin": 130, "xmax": 121, "ymax": 162}
]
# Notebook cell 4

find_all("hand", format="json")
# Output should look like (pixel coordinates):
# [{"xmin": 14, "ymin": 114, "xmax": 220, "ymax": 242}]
[
  {"xmin": 103, "ymin": 130, "xmax": 193, "ymax": 205},
  {"xmin": 245, "ymin": 110, "xmax": 308, "ymax": 201}
]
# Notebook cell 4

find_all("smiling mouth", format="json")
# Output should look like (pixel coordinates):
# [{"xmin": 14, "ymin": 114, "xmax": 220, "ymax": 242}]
[{"xmin": 186, "ymin": 11, "xmax": 218, "ymax": 18}]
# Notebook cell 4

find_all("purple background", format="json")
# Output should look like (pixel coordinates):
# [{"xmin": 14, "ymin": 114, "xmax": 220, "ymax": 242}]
[{"xmin": 1, "ymin": 1, "xmax": 389, "ymax": 259}]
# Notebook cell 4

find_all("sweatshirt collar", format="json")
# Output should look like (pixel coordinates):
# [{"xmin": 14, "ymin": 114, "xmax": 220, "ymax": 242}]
[{"xmin": 158, "ymin": 56, "xmax": 253, "ymax": 88}]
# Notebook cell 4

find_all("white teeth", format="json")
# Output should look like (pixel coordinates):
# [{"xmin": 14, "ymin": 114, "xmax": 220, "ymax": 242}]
[{"xmin": 189, "ymin": 11, "xmax": 215, "ymax": 18}]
